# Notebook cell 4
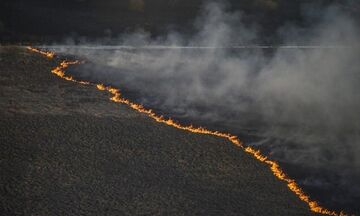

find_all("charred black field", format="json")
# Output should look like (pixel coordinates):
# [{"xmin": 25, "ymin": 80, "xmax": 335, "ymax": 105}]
[
  {"xmin": 1, "ymin": 0, "xmax": 360, "ymax": 215},
  {"xmin": 60, "ymin": 46, "xmax": 360, "ymax": 215},
  {"xmin": 0, "ymin": 46, "xmax": 315, "ymax": 215}
]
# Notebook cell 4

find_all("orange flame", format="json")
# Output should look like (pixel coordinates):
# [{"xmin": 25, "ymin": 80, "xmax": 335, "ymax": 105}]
[
  {"xmin": 26, "ymin": 46, "xmax": 55, "ymax": 59},
  {"xmin": 27, "ymin": 47, "xmax": 349, "ymax": 216},
  {"xmin": 51, "ymin": 60, "xmax": 90, "ymax": 85}
]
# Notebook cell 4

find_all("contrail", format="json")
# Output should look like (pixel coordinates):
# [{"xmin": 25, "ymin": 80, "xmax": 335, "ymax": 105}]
[{"xmin": 37, "ymin": 45, "xmax": 355, "ymax": 50}]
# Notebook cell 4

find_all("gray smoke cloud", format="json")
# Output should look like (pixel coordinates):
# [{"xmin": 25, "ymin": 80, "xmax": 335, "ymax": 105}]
[{"xmin": 50, "ymin": 1, "xmax": 360, "ymax": 208}]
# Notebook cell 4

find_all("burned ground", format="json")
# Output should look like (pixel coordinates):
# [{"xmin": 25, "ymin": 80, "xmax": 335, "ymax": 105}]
[{"xmin": 0, "ymin": 47, "xmax": 314, "ymax": 215}]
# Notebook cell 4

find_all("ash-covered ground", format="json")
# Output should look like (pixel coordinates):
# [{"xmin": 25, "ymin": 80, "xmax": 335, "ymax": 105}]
[{"xmin": 0, "ymin": 47, "xmax": 316, "ymax": 215}]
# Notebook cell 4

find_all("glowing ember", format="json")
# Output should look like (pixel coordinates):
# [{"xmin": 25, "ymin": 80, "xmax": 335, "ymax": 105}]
[{"xmin": 28, "ymin": 47, "xmax": 348, "ymax": 216}]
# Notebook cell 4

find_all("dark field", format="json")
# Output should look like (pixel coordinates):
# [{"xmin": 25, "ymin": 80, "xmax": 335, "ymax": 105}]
[
  {"xmin": 61, "ymin": 47, "xmax": 360, "ymax": 215},
  {"xmin": 0, "ymin": 47, "xmax": 315, "ymax": 215}
]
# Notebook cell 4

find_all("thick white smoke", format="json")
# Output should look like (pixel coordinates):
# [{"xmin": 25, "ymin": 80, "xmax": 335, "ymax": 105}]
[
  {"xmin": 49, "ymin": 1, "xmax": 360, "ymax": 210},
  {"xmin": 54, "ymin": 1, "xmax": 360, "ymax": 168}
]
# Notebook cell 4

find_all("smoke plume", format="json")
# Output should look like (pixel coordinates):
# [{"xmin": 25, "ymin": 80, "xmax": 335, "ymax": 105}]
[{"xmin": 51, "ymin": 1, "xmax": 360, "ymax": 211}]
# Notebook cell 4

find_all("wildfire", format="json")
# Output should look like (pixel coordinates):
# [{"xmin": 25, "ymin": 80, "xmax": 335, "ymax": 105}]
[
  {"xmin": 28, "ymin": 47, "xmax": 348, "ymax": 216},
  {"xmin": 26, "ymin": 46, "xmax": 55, "ymax": 58},
  {"xmin": 51, "ymin": 60, "xmax": 90, "ymax": 85}
]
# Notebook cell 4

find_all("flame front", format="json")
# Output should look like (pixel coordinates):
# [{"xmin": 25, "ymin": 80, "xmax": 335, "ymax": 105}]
[
  {"xmin": 28, "ymin": 47, "xmax": 348, "ymax": 216},
  {"xmin": 26, "ymin": 46, "xmax": 55, "ymax": 59},
  {"xmin": 51, "ymin": 60, "xmax": 90, "ymax": 85}
]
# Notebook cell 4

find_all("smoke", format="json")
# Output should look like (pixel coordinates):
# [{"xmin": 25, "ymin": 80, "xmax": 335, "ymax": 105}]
[{"xmin": 52, "ymin": 1, "xmax": 360, "ymax": 210}]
